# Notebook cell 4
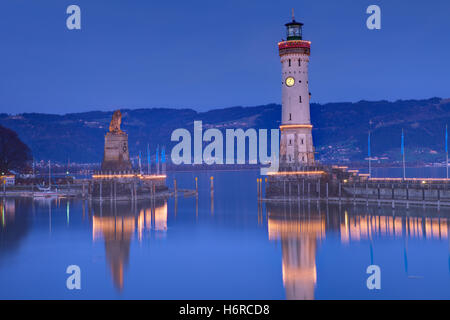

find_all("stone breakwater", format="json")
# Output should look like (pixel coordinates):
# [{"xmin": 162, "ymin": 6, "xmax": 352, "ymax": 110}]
[{"xmin": 265, "ymin": 165, "xmax": 450, "ymax": 207}]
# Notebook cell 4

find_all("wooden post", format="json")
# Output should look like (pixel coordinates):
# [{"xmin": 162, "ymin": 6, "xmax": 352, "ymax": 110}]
[
  {"xmin": 195, "ymin": 177, "xmax": 198, "ymax": 194},
  {"xmin": 210, "ymin": 176, "xmax": 214, "ymax": 194},
  {"xmin": 257, "ymin": 178, "xmax": 260, "ymax": 200},
  {"xmin": 264, "ymin": 178, "xmax": 267, "ymax": 200},
  {"xmin": 174, "ymin": 179, "xmax": 178, "ymax": 197},
  {"xmin": 422, "ymin": 184, "xmax": 426, "ymax": 209},
  {"xmin": 377, "ymin": 184, "xmax": 380, "ymax": 207},
  {"xmin": 353, "ymin": 183, "xmax": 356, "ymax": 204},
  {"xmin": 99, "ymin": 181, "xmax": 102, "ymax": 203},
  {"xmin": 259, "ymin": 178, "xmax": 262, "ymax": 200},
  {"xmin": 438, "ymin": 185, "xmax": 441, "ymax": 211},
  {"xmin": 365, "ymin": 183, "xmax": 369, "ymax": 207},
  {"xmin": 406, "ymin": 183, "xmax": 409, "ymax": 200},
  {"xmin": 195, "ymin": 192, "xmax": 198, "ymax": 219},
  {"xmin": 150, "ymin": 182, "xmax": 154, "ymax": 200},
  {"xmin": 302, "ymin": 179, "xmax": 305, "ymax": 199},
  {"xmin": 308, "ymin": 183, "xmax": 311, "ymax": 203},
  {"xmin": 289, "ymin": 182, "xmax": 291, "ymax": 199},
  {"xmin": 326, "ymin": 182, "xmax": 329, "ymax": 202},
  {"xmin": 258, "ymin": 178, "xmax": 260, "ymax": 200},
  {"xmin": 391, "ymin": 184, "xmax": 394, "ymax": 200},
  {"xmin": 298, "ymin": 182, "xmax": 301, "ymax": 200},
  {"xmin": 260, "ymin": 178, "xmax": 263, "ymax": 200},
  {"xmin": 406, "ymin": 183, "xmax": 409, "ymax": 209},
  {"xmin": 318, "ymin": 180, "xmax": 321, "ymax": 199},
  {"xmin": 151, "ymin": 182, "xmax": 154, "ymax": 204},
  {"xmin": 392, "ymin": 183, "xmax": 395, "ymax": 208}
]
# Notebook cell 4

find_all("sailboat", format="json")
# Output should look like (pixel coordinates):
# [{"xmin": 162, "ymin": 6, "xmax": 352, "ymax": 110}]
[
  {"xmin": 33, "ymin": 189, "xmax": 59, "ymax": 198},
  {"xmin": 33, "ymin": 160, "xmax": 59, "ymax": 198}
]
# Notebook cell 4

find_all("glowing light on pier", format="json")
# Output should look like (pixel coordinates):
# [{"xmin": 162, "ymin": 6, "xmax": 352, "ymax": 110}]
[
  {"xmin": 92, "ymin": 173, "xmax": 166, "ymax": 180},
  {"xmin": 267, "ymin": 171, "xmax": 326, "ymax": 176},
  {"xmin": 368, "ymin": 177, "xmax": 450, "ymax": 182}
]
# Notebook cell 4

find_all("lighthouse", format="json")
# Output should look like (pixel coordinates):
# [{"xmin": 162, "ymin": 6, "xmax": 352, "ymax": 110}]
[{"xmin": 279, "ymin": 10, "xmax": 315, "ymax": 170}]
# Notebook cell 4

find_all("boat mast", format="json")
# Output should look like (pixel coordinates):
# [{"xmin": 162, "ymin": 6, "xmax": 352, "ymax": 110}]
[{"xmin": 48, "ymin": 160, "xmax": 51, "ymax": 188}]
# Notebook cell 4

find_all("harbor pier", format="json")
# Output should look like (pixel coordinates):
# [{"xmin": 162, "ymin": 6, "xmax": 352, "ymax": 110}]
[{"xmin": 265, "ymin": 165, "xmax": 450, "ymax": 207}]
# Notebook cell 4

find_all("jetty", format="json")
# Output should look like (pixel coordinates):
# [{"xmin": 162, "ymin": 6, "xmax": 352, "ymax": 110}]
[{"xmin": 264, "ymin": 165, "xmax": 450, "ymax": 208}]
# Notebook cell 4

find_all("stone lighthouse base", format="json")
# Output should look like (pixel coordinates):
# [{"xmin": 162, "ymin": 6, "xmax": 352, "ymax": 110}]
[{"xmin": 265, "ymin": 165, "xmax": 358, "ymax": 200}]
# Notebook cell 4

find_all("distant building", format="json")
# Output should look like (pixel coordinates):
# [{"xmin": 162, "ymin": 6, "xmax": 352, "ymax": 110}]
[{"xmin": 0, "ymin": 175, "xmax": 15, "ymax": 186}]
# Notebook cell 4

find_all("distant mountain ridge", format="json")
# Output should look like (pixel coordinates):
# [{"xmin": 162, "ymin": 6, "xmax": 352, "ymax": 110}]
[{"xmin": 1, "ymin": 97, "xmax": 449, "ymax": 164}]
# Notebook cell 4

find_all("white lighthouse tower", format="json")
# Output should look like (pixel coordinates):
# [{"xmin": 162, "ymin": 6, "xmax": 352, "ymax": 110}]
[{"xmin": 279, "ymin": 10, "xmax": 315, "ymax": 170}]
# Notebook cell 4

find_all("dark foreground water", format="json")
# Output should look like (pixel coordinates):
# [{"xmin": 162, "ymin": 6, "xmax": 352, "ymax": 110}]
[{"xmin": 1, "ymin": 169, "xmax": 450, "ymax": 299}]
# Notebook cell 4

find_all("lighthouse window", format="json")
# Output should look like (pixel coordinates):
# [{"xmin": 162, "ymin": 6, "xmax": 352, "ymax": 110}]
[
  {"xmin": 289, "ymin": 139, "xmax": 292, "ymax": 145},
  {"xmin": 289, "ymin": 113, "xmax": 291, "ymax": 121},
  {"xmin": 298, "ymin": 59, "xmax": 301, "ymax": 66},
  {"xmin": 299, "ymin": 96, "xmax": 302, "ymax": 103},
  {"xmin": 288, "ymin": 59, "xmax": 291, "ymax": 67},
  {"xmin": 301, "ymin": 139, "xmax": 304, "ymax": 144}
]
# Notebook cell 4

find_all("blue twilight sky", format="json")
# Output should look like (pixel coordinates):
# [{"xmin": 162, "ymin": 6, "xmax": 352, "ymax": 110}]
[{"xmin": 0, "ymin": 0, "xmax": 449, "ymax": 114}]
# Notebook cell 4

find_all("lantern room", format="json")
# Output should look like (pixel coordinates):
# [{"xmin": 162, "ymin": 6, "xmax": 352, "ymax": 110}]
[{"xmin": 285, "ymin": 20, "xmax": 303, "ymax": 40}]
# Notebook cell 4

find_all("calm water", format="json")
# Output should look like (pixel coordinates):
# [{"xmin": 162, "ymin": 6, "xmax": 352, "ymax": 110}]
[{"xmin": 1, "ymin": 169, "xmax": 450, "ymax": 299}]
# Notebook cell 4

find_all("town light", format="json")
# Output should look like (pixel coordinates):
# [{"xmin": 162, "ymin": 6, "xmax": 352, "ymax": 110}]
[
  {"xmin": 92, "ymin": 173, "xmax": 166, "ymax": 180},
  {"xmin": 267, "ymin": 171, "xmax": 325, "ymax": 176}
]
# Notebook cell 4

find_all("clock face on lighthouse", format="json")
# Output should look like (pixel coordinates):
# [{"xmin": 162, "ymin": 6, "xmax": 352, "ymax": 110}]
[{"xmin": 285, "ymin": 76, "xmax": 295, "ymax": 87}]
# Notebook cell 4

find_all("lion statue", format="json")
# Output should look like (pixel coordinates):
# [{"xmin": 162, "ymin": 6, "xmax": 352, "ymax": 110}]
[{"xmin": 109, "ymin": 110, "xmax": 123, "ymax": 133}]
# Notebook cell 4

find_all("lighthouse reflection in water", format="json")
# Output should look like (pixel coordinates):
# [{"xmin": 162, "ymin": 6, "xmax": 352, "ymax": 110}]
[
  {"xmin": 266, "ymin": 202, "xmax": 450, "ymax": 300},
  {"xmin": 1, "ymin": 171, "xmax": 450, "ymax": 299}
]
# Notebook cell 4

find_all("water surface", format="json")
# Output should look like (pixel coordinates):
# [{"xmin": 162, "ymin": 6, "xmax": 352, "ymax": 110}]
[{"xmin": 1, "ymin": 170, "xmax": 450, "ymax": 299}]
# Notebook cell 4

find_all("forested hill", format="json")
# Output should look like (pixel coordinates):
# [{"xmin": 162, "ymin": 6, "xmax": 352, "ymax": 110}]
[{"xmin": 1, "ymin": 97, "xmax": 449, "ymax": 163}]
